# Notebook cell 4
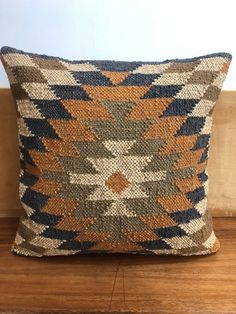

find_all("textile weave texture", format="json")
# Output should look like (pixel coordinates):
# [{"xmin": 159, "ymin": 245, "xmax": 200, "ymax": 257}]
[{"xmin": 1, "ymin": 46, "xmax": 232, "ymax": 257}]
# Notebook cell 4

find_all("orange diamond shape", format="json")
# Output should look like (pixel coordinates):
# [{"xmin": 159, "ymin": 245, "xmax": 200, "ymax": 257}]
[{"xmin": 105, "ymin": 171, "xmax": 130, "ymax": 194}]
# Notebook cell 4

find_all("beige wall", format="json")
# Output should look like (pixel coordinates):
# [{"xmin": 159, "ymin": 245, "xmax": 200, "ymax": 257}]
[{"xmin": 0, "ymin": 89, "xmax": 236, "ymax": 217}]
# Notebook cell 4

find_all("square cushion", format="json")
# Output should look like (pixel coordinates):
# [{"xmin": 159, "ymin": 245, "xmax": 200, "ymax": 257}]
[{"xmin": 1, "ymin": 46, "xmax": 232, "ymax": 257}]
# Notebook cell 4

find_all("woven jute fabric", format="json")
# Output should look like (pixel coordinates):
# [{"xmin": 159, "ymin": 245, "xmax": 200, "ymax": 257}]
[{"xmin": 1, "ymin": 46, "xmax": 232, "ymax": 257}]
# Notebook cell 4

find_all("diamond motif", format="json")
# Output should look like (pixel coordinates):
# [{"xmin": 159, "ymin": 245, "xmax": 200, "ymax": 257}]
[{"xmin": 105, "ymin": 171, "xmax": 130, "ymax": 194}]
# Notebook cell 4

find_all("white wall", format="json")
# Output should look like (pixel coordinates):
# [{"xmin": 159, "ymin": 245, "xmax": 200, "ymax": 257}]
[{"xmin": 0, "ymin": 0, "xmax": 235, "ymax": 89}]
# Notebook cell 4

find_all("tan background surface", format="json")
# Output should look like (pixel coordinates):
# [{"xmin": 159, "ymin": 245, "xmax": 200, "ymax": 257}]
[{"xmin": 0, "ymin": 89, "xmax": 235, "ymax": 217}]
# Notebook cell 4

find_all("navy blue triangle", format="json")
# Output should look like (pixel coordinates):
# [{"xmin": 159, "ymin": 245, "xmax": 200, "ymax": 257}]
[
  {"xmin": 162, "ymin": 99, "xmax": 198, "ymax": 116},
  {"xmin": 31, "ymin": 211, "xmax": 61, "ymax": 226},
  {"xmin": 199, "ymin": 147, "xmax": 209, "ymax": 163},
  {"xmin": 120, "ymin": 73, "xmax": 161, "ymax": 86},
  {"xmin": 170, "ymin": 208, "xmax": 201, "ymax": 224},
  {"xmin": 50, "ymin": 85, "xmax": 91, "ymax": 100},
  {"xmin": 72, "ymin": 71, "xmax": 112, "ymax": 86},
  {"xmin": 177, "ymin": 117, "xmax": 205, "ymax": 136},
  {"xmin": 89, "ymin": 60, "xmax": 143, "ymax": 72},
  {"xmin": 186, "ymin": 187, "xmax": 205, "ymax": 205},
  {"xmin": 41, "ymin": 227, "xmax": 78, "ymax": 241},
  {"xmin": 142, "ymin": 84, "xmax": 183, "ymax": 99},
  {"xmin": 33, "ymin": 100, "xmax": 72, "ymax": 119},
  {"xmin": 191, "ymin": 134, "xmax": 210, "ymax": 150},
  {"xmin": 154, "ymin": 226, "xmax": 187, "ymax": 238},
  {"xmin": 24, "ymin": 118, "xmax": 59, "ymax": 139},
  {"xmin": 20, "ymin": 135, "xmax": 45, "ymax": 151},
  {"xmin": 21, "ymin": 189, "xmax": 49, "ymax": 211},
  {"xmin": 20, "ymin": 171, "xmax": 38, "ymax": 187},
  {"xmin": 198, "ymin": 172, "xmax": 208, "ymax": 182}
]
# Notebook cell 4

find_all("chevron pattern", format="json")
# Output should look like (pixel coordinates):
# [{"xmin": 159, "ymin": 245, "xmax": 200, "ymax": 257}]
[{"xmin": 0, "ymin": 46, "xmax": 232, "ymax": 257}]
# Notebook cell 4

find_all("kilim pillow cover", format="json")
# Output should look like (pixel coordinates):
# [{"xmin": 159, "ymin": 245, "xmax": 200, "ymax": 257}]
[{"xmin": 1, "ymin": 46, "xmax": 232, "ymax": 257}]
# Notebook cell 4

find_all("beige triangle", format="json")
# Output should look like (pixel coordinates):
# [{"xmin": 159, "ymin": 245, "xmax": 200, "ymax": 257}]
[
  {"xmin": 103, "ymin": 139, "xmax": 136, "ymax": 156},
  {"xmin": 103, "ymin": 199, "xmax": 136, "ymax": 217},
  {"xmin": 102, "ymin": 71, "xmax": 129, "ymax": 85}
]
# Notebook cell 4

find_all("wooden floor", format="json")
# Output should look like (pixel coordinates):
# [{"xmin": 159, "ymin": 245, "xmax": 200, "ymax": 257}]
[{"xmin": 0, "ymin": 218, "xmax": 236, "ymax": 314}]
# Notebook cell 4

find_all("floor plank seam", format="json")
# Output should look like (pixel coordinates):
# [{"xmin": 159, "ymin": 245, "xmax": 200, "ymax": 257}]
[{"xmin": 109, "ymin": 258, "xmax": 122, "ymax": 311}]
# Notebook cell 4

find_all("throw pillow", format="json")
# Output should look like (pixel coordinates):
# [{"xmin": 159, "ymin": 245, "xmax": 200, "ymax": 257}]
[{"xmin": 1, "ymin": 46, "xmax": 232, "ymax": 257}]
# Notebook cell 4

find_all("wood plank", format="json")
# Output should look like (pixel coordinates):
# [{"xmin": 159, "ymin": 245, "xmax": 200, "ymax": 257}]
[
  {"xmin": 0, "ymin": 217, "xmax": 235, "ymax": 313},
  {"xmin": 0, "ymin": 89, "xmax": 236, "ymax": 217},
  {"xmin": 208, "ymin": 91, "xmax": 236, "ymax": 216},
  {"xmin": 0, "ymin": 89, "xmax": 21, "ymax": 217}
]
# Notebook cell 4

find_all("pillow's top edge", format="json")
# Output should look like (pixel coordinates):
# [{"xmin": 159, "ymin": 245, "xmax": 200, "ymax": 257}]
[{"xmin": 0, "ymin": 46, "xmax": 232, "ymax": 65}]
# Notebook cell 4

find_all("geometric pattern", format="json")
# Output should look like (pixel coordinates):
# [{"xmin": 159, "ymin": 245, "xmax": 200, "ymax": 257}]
[{"xmin": 0, "ymin": 46, "xmax": 232, "ymax": 257}]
